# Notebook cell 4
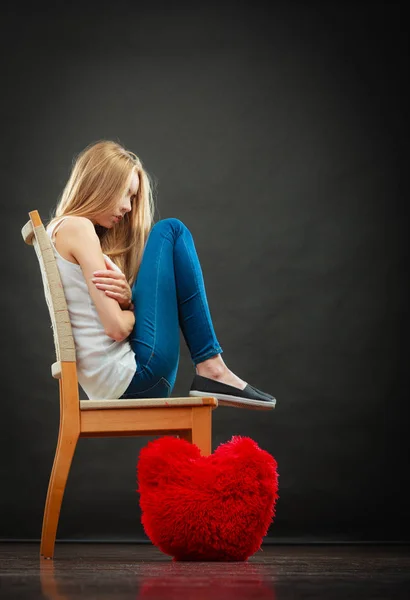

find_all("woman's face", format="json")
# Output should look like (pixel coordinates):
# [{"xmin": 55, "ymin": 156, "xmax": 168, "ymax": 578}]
[{"xmin": 93, "ymin": 169, "xmax": 140, "ymax": 228}]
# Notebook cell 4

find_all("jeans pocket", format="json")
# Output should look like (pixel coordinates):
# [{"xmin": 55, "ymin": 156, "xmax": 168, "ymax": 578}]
[{"xmin": 125, "ymin": 376, "xmax": 172, "ymax": 399}]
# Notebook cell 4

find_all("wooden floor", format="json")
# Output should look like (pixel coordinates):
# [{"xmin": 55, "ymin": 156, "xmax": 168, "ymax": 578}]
[{"xmin": 0, "ymin": 543, "xmax": 409, "ymax": 599}]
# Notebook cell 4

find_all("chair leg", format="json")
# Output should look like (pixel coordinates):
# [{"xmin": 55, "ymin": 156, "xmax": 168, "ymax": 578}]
[
  {"xmin": 180, "ymin": 406, "xmax": 212, "ymax": 456},
  {"xmin": 40, "ymin": 430, "xmax": 79, "ymax": 559}
]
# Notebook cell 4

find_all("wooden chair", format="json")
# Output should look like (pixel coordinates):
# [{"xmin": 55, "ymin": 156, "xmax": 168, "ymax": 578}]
[{"xmin": 21, "ymin": 210, "xmax": 218, "ymax": 560}]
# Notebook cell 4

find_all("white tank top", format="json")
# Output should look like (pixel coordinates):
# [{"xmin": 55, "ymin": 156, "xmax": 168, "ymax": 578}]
[{"xmin": 46, "ymin": 216, "xmax": 136, "ymax": 400}]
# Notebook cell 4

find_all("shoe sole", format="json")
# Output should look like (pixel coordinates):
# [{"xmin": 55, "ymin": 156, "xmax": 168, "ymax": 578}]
[{"xmin": 189, "ymin": 390, "xmax": 276, "ymax": 410}]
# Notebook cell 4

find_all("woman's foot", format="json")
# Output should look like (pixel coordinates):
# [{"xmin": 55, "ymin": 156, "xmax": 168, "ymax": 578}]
[
  {"xmin": 190, "ymin": 362, "xmax": 276, "ymax": 409},
  {"xmin": 195, "ymin": 355, "xmax": 247, "ymax": 390}
]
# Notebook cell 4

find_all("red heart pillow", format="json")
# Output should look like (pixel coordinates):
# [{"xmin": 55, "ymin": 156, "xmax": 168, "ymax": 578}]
[{"xmin": 137, "ymin": 435, "xmax": 279, "ymax": 561}]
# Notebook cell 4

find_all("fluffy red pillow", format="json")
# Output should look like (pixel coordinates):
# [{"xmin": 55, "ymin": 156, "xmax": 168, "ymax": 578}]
[{"xmin": 136, "ymin": 435, "xmax": 279, "ymax": 561}]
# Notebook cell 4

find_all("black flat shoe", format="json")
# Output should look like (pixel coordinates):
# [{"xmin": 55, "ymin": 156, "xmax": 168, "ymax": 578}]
[{"xmin": 189, "ymin": 374, "xmax": 276, "ymax": 410}]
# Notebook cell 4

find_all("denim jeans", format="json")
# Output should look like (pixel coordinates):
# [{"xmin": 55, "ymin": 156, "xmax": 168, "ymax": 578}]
[{"xmin": 118, "ymin": 218, "xmax": 223, "ymax": 399}]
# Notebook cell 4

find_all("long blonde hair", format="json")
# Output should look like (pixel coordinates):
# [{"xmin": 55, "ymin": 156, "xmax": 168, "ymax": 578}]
[{"xmin": 46, "ymin": 140, "xmax": 156, "ymax": 286}]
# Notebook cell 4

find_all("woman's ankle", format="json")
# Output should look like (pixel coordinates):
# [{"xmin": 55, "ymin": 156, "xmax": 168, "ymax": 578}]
[{"xmin": 195, "ymin": 354, "xmax": 227, "ymax": 378}]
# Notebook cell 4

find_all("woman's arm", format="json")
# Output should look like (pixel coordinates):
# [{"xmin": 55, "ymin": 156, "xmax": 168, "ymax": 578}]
[
  {"xmin": 61, "ymin": 216, "xmax": 127, "ymax": 340},
  {"xmin": 116, "ymin": 309, "xmax": 135, "ymax": 343}
]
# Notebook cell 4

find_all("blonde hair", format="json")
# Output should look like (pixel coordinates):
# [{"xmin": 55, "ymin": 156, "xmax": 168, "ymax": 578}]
[{"xmin": 46, "ymin": 140, "xmax": 156, "ymax": 286}]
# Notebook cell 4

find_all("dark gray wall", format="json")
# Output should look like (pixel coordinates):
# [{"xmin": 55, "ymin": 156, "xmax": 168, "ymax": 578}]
[{"xmin": 1, "ymin": 1, "xmax": 408, "ymax": 542}]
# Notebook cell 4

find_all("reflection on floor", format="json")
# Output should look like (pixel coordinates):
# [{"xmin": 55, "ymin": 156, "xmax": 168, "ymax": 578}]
[{"xmin": 0, "ymin": 543, "xmax": 409, "ymax": 599}]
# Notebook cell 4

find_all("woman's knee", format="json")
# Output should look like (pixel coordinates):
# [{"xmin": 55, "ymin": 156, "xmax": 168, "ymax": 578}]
[{"xmin": 153, "ymin": 217, "xmax": 188, "ymax": 236}]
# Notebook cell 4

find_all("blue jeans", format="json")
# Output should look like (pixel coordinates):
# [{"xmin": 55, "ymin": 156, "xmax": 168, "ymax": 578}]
[{"xmin": 118, "ymin": 218, "xmax": 223, "ymax": 399}]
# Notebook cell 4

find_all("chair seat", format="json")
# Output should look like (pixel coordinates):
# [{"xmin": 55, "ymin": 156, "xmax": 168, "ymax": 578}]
[{"xmin": 80, "ymin": 396, "xmax": 218, "ymax": 410}]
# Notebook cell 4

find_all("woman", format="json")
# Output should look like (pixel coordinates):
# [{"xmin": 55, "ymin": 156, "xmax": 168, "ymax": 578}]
[{"xmin": 46, "ymin": 140, "xmax": 276, "ymax": 408}]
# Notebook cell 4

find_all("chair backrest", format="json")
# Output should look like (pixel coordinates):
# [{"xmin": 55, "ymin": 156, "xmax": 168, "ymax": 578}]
[{"xmin": 21, "ymin": 210, "xmax": 77, "ymax": 380}]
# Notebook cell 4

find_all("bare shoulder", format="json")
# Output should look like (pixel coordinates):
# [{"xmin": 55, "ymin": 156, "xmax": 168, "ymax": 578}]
[
  {"xmin": 52, "ymin": 216, "xmax": 99, "ymax": 265},
  {"xmin": 59, "ymin": 215, "xmax": 96, "ymax": 234},
  {"xmin": 57, "ymin": 216, "xmax": 100, "ymax": 245}
]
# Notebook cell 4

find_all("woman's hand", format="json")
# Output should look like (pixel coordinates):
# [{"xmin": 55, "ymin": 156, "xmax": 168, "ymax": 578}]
[{"xmin": 92, "ymin": 256, "xmax": 134, "ymax": 311}]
